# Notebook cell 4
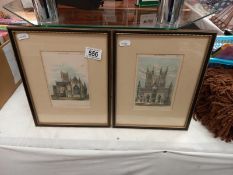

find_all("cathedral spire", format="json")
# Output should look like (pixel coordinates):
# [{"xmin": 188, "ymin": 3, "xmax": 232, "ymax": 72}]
[
  {"xmin": 152, "ymin": 66, "xmax": 155, "ymax": 75},
  {"xmin": 169, "ymin": 81, "xmax": 173, "ymax": 89},
  {"xmin": 138, "ymin": 80, "xmax": 141, "ymax": 87},
  {"xmin": 165, "ymin": 66, "xmax": 168, "ymax": 75},
  {"xmin": 136, "ymin": 80, "xmax": 141, "ymax": 99}
]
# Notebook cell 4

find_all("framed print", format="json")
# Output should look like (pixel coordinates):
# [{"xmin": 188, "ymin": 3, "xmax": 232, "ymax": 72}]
[
  {"xmin": 8, "ymin": 26, "xmax": 111, "ymax": 127},
  {"xmin": 113, "ymin": 30, "xmax": 216, "ymax": 129}
]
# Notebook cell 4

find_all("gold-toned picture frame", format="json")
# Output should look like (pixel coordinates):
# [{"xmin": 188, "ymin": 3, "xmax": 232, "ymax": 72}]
[
  {"xmin": 8, "ymin": 26, "xmax": 111, "ymax": 127},
  {"xmin": 113, "ymin": 30, "xmax": 216, "ymax": 129}
]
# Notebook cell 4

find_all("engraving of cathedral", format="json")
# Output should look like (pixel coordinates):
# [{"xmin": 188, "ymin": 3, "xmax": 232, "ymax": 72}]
[
  {"xmin": 135, "ymin": 67, "xmax": 173, "ymax": 106},
  {"xmin": 51, "ymin": 71, "xmax": 89, "ymax": 101}
]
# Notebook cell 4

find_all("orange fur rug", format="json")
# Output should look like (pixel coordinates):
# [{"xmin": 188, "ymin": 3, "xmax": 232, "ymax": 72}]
[{"xmin": 194, "ymin": 67, "xmax": 233, "ymax": 142}]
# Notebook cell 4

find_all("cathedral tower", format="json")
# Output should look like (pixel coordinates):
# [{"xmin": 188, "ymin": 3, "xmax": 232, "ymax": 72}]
[
  {"xmin": 145, "ymin": 67, "xmax": 155, "ymax": 89},
  {"xmin": 158, "ymin": 67, "xmax": 168, "ymax": 88}
]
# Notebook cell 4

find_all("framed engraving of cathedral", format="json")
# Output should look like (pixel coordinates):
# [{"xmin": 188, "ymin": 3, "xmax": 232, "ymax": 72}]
[
  {"xmin": 113, "ymin": 30, "xmax": 216, "ymax": 129},
  {"xmin": 8, "ymin": 26, "xmax": 111, "ymax": 127}
]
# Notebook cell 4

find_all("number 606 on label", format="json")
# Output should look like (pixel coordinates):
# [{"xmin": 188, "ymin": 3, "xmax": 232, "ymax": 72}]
[{"xmin": 85, "ymin": 47, "xmax": 102, "ymax": 61}]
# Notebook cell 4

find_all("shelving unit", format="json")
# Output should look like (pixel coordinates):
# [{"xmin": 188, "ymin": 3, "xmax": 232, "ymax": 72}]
[{"xmin": 4, "ymin": 0, "xmax": 221, "ymax": 28}]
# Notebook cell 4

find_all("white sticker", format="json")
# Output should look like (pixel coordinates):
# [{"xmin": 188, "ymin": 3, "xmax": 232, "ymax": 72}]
[
  {"xmin": 119, "ymin": 40, "xmax": 131, "ymax": 47},
  {"xmin": 84, "ymin": 47, "xmax": 102, "ymax": 61},
  {"xmin": 17, "ymin": 33, "xmax": 29, "ymax": 41}
]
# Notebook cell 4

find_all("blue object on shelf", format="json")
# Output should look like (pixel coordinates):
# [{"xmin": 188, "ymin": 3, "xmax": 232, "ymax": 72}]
[
  {"xmin": 213, "ymin": 35, "xmax": 233, "ymax": 51},
  {"xmin": 209, "ymin": 35, "xmax": 233, "ymax": 67},
  {"xmin": 209, "ymin": 57, "xmax": 233, "ymax": 66}
]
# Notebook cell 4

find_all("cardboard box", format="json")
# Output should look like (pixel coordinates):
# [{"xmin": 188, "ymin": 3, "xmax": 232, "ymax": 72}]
[{"xmin": 0, "ymin": 40, "xmax": 21, "ymax": 109}]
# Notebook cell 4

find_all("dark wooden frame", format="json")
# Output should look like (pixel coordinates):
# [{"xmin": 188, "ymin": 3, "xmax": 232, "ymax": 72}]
[
  {"xmin": 8, "ymin": 26, "xmax": 112, "ymax": 127},
  {"xmin": 112, "ymin": 29, "xmax": 216, "ymax": 130}
]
